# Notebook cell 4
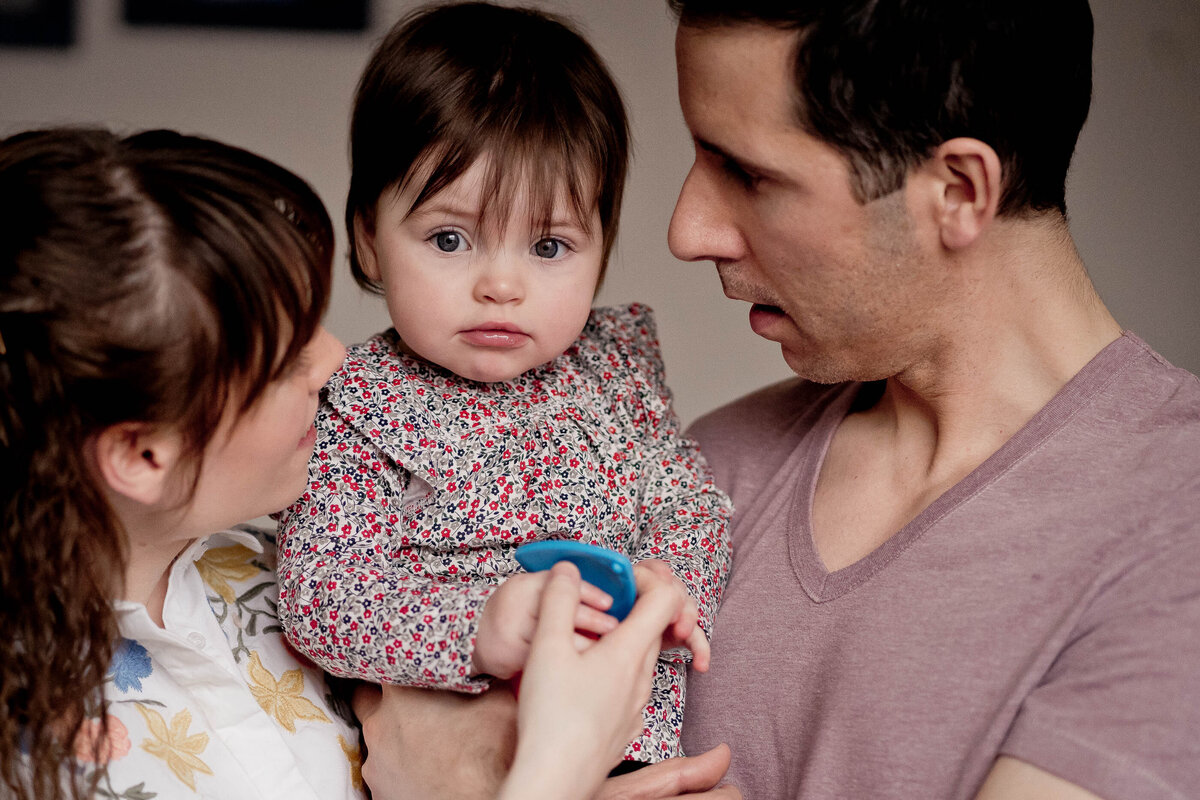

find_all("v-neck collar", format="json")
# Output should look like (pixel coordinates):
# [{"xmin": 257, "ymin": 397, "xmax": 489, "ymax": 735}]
[{"xmin": 785, "ymin": 333, "xmax": 1142, "ymax": 602}]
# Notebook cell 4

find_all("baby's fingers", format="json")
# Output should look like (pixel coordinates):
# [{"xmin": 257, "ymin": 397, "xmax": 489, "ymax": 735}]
[
  {"xmin": 578, "ymin": 580, "xmax": 614, "ymax": 613},
  {"xmin": 573, "ymin": 604, "xmax": 619, "ymax": 638},
  {"xmin": 603, "ymin": 576, "xmax": 686, "ymax": 658},
  {"xmin": 685, "ymin": 625, "xmax": 711, "ymax": 672},
  {"xmin": 671, "ymin": 598, "xmax": 700, "ymax": 644}
]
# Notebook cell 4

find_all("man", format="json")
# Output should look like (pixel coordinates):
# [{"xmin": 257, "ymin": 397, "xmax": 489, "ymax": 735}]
[
  {"xmin": 668, "ymin": 1, "xmax": 1200, "ymax": 799},
  {"xmin": 352, "ymin": 1, "xmax": 1198, "ymax": 797}
]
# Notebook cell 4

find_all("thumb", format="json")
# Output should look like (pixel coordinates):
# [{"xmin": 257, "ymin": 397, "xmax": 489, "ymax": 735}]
[
  {"xmin": 530, "ymin": 561, "xmax": 583, "ymax": 648},
  {"xmin": 601, "ymin": 577, "xmax": 683, "ymax": 657}
]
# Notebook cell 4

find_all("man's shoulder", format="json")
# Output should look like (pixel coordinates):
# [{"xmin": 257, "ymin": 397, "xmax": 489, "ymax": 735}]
[
  {"xmin": 1114, "ymin": 333, "xmax": 1200, "ymax": 410},
  {"xmin": 1095, "ymin": 334, "xmax": 1200, "ymax": 457}
]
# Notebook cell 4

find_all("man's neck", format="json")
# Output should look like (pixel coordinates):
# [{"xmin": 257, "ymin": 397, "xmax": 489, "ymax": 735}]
[
  {"xmin": 812, "ymin": 219, "xmax": 1121, "ymax": 571},
  {"xmin": 880, "ymin": 216, "xmax": 1120, "ymax": 477}
]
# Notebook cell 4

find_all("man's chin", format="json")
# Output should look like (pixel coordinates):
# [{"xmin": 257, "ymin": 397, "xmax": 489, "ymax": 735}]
[{"xmin": 779, "ymin": 345, "xmax": 854, "ymax": 386}]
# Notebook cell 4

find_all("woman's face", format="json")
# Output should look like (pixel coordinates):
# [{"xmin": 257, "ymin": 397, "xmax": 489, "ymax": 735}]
[{"xmin": 179, "ymin": 325, "xmax": 345, "ymax": 533}]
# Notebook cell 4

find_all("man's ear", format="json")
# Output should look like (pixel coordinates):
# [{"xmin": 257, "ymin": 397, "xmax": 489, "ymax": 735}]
[
  {"xmin": 353, "ymin": 212, "xmax": 382, "ymax": 283},
  {"xmin": 920, "ymin": 137, "xmax": 1002, "ymax": 251},
  {"xmin": 93, "ymin": 423, "xmax": 183, "ymax": 506}
]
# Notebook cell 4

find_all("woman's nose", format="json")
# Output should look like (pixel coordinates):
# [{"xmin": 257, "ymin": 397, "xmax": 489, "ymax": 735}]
[{"xmin": 308, "ymin": 325, "xmax": 346, "ymax": 387}]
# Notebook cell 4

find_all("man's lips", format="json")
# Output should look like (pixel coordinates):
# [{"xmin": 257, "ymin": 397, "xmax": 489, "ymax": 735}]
[
  {"xmin": 748, "ymin": 303, "xmax": 787, "ymax": 336},
  {"xmin": 459, "ymin": 324, "xmax": 529, "ymax": 348}
]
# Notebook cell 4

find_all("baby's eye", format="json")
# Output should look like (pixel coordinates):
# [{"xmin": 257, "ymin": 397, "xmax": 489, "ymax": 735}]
[
  {"xmin": 532, "ymin": 238, "xmax": 566, "ymax": 259},
  {"xmin": 432, "ymin": 231, "xmax": 466, "ymax": 253}
]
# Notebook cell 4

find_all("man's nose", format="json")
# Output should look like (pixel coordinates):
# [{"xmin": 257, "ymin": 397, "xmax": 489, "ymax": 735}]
[{"xmin": 668, "ymin": 162, "xmax": 745, "ymax": 266}]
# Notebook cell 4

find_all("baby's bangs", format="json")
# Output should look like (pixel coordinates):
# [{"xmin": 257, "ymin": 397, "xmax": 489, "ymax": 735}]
[
  {"xmin": 482, "ymin": 137, "xmax": 599, "ymax": 237},
  {"xmin": 405, "ymin": 130, "xmax": 599, "ymax": 240}
]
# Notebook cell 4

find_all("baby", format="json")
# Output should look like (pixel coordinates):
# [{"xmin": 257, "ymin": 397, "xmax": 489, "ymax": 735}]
[{"xmin": 277, "ymin": 1, "xmax": 732, "ymax": 768}]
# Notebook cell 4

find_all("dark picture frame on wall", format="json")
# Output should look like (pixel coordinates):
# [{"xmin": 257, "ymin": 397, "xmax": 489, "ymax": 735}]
[
  {"xmin": 0, "ymin": 0, "xmax": 74, "ymax": 46},
  {"xmin": 123, "ymin": 0, "xmax": 368, "ymax": 32}
]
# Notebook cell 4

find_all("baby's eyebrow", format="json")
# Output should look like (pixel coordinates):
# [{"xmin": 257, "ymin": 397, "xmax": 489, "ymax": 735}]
[
  {"xmin": 410, "ymin": 200, "xmax": 478, "ymax": 220},
  {"xmin": 543, "ymin": 217, "xmax": 589, "ymax": 230},
  {"xmin": 532, "ymin": 216, "xmax": 598, "ymax": 241}
]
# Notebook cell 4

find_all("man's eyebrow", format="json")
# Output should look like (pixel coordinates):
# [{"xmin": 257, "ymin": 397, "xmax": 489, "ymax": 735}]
[{"xmin": 696, "ymin": 138, "xmax": 780, "ymax": 181}]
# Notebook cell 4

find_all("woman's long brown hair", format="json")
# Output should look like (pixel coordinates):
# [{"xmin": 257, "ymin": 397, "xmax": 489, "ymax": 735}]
[{"xmin": 0, "ymin": 128, "xmax": 332, "ymax": 800}]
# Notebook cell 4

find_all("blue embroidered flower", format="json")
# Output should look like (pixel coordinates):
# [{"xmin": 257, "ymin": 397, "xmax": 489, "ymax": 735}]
[{"xmin": 107, "ymin": 638, "xmax": 152, "ymax": 693}]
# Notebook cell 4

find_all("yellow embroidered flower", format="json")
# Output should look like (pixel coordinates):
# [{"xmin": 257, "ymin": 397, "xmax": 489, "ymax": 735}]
[
  {"xmin": 135, "ymin": 704, "xmax": 213, "ymax": 791},
  {"xmin": 338, "ymin": 734, "xmax": 364, "ymax": 791},
  {"xmin": 247, "ymin": 651, "xmax": 331, "ymax": 733},
  {"xmin": 196, "ymin": 544, "xmax": 261, "ymax": 604}
]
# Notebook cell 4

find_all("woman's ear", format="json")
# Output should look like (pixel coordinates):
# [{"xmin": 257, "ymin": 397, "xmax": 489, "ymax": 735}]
[
  {"xmin": 353, "ymin": 212, "xmax": 382, "ymax": 282},
  {"xmin": 922, "ymin": 137, "xmax": 1003, "ymax": 251},
  {"xmin": 93, "ymin": 423, "xmax": 183, "ymax": 506}
]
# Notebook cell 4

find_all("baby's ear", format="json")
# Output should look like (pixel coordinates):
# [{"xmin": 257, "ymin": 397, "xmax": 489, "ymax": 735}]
[
  {"xmin": 93, "ymin": 422, "xmax": 183, "ymax": 506},
  {"xmin": 353, "ymin": 213, "xmax": 382, "ymax": 282}
]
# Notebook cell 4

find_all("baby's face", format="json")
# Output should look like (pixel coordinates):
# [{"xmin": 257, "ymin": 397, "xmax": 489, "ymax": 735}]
[{"xmin": 357, "ymin": 156, "xmax": 603, "ymax": 383}]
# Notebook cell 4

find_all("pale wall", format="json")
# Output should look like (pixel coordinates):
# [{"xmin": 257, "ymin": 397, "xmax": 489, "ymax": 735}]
[{"xmin": 2, "ymin": 0, "xmax": 1196, "ymax": 425}]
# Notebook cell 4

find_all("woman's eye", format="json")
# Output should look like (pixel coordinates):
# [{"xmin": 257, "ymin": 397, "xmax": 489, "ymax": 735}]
[
  {"xmin": 532, "ymin": 238, "xmax": 564, "ymax": 259},
  {"xmin": 433, "ymin": 231, "xmax": 465, "ymax": 252}
]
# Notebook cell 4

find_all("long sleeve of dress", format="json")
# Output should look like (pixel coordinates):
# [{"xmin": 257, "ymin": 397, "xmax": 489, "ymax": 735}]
[
  {"xmin": 594, "ymin": 306, "xmax": 733, "ymax": 641},
  {"xmin": 276, "ymin": 393, "xmax": 495, "ymax": 693},
  {"xmin": 573, "ymin": 306, "xmax": 733, "ymax": 760}
]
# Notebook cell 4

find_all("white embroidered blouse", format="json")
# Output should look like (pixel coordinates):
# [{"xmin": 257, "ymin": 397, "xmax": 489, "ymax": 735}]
[{"xmin": 78, "ymin": 527, "xmax": 364, "ymax": 800}]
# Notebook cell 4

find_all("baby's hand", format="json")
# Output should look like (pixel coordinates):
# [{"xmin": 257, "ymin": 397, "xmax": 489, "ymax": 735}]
[
  {"xmin": 632, "ymin": 560, "xmax": 711, "ymax": 672},
  {"xmin": 472, "ymin": 571, "xmax": 619, "ymax": 679}
]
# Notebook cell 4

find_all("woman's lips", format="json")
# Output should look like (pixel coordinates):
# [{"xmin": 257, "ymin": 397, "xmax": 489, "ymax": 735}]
[
  {"xmin": 299, "ymin": 423, "xmax": 317, "ymax": 449},
  {"xmin": 748, "ymin": 303, "xmax": 787, "ymax": 336}
]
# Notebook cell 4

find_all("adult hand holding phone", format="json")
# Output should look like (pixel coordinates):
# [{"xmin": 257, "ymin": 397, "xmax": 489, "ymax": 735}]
[{"xmin": 500, "ymin": 561, "xmax": 703, "ymax": 799}]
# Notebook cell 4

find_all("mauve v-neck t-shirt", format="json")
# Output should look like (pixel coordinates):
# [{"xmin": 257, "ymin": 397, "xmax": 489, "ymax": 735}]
[{"xmin": 682, "ymin": 333, "xmax": 1200, "ymax": 800}]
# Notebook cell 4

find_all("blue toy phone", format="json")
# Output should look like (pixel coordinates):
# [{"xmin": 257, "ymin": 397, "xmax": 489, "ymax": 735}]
[{"xmin": 515, "ymin": 540, "xmax": 637, "ymax": 621}]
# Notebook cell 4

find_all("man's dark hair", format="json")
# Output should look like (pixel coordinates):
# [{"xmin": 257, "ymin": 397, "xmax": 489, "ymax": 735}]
[{"xmin": 668, "ymin": 0, "xmax": 1093, "ymax": 216}]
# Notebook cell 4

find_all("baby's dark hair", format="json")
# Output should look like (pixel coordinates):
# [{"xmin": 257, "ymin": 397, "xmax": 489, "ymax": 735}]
[
  {"xmin": 0, "ymin": 127, "xmax": 332, "ymax": 800},
  {"xmin": 346, "ymin": 1, "xmax": 630, "ymax": 292}
]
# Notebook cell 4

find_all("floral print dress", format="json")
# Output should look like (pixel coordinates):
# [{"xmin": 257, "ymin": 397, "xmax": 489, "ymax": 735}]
[
  {"xmin": 79, "ymin": 527, "xmax": 364, "ymax": 800},
  {"xmin": 277, "ymin": 304, "xmax": 733, "ymax": 762}
]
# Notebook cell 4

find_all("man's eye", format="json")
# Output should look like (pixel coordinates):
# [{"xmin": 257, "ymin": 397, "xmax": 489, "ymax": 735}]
[
  {"xmin": 724, "ymin": 159, "xmax": 759, "ymax": 189},
  {"xmin": 433, "ymin": 231, "xmax": 465, "ymax": 252}
]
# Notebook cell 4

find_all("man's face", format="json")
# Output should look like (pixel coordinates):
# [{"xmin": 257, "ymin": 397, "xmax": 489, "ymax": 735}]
[{"xmin": 669, "ymin": 23, "xmax": 940, "ymax": 384}]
